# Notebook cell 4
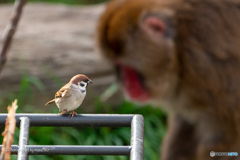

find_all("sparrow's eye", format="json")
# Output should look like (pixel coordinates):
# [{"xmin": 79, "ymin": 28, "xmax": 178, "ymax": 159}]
[
  {"xmin": 79, "ymin": 82, "xmax": 85, "ymax": 87},
  {"xmin": 83, "ymin": 79, "xmax": 88, "ymax": 83}
]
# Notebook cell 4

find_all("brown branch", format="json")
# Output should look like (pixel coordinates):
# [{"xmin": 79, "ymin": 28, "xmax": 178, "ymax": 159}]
[
  {"xmin": 0, "ymin": 0, "xmax": 27, "ymax": 75},
  {"xmin": 0, "ymin": 100, "xmax": 18, "ymax": 160}
]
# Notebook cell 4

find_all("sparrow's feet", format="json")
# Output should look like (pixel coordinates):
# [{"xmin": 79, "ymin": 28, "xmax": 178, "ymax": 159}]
[
  {"xmin": 60, "ymin": 109, "xmax": 67, "ymax": 115},
  {"xmin": 70, "ymin": 111, "xmax": 77, "ymax": 118}
]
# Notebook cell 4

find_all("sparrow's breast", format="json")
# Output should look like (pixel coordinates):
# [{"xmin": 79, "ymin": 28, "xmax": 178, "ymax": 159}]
[{"xmin": 56, "ymin": 87, "xmax": 86, "ymax": 111}]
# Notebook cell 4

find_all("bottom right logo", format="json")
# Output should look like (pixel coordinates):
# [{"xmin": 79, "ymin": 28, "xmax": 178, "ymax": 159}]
[{"xmin": 210, "ymin": 151, "xmax": 238, "ymax": 157}]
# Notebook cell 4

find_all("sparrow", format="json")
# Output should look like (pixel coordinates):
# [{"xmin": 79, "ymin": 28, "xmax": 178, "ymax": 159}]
[{"xmin": 45, "ymin": 74, "xmax": 93, "ymax": 117}]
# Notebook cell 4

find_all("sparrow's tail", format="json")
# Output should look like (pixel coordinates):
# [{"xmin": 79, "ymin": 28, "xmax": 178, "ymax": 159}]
[{"xmin": 45, "ymin": 99, "xmax": 55, "ymax": 106}]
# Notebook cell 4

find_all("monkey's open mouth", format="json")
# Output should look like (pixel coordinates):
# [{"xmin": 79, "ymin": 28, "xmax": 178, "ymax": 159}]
[{"xmin": 116, "ymin": 65, "xmax": 150, "ymax": 102}]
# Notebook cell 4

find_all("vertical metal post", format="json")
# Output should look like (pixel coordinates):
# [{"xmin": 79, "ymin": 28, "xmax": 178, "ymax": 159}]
[
  {"xmin": 130, "ymin": 115, "xmax": 144, "ymax": 160},
  {"xmin": 18, "ymin": 117, "xmax": 30, "ymax": 160}
]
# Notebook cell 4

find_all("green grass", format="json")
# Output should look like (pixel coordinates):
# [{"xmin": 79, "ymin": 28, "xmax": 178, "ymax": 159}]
[{"xmin": 0, "ymin": 74, "xmax": 167, "ymax": 160}]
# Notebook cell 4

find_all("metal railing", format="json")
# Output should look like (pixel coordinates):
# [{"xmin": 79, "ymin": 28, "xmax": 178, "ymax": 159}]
[{"xmin": 0, "ymin": 114, "xmax": 144, "ymax": 160}]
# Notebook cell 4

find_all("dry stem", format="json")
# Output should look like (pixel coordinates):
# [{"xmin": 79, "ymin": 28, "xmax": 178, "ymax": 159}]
[
  {"xmin": 0, "ymin": 100, "xmax": 18, "ymax": 160},
  {"xmin": 0, "ymin": 0, "xmax": 27, "ymax": 75}
]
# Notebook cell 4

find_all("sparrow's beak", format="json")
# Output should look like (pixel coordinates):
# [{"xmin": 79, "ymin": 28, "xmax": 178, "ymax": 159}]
[{"xmin": 88, "ymin": 80, "xmax": 93, "ymax": 84}]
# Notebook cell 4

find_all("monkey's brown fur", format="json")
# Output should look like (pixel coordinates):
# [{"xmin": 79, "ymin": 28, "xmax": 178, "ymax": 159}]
[{"xmin": 97, "ymin": 0, "xmax": 240, "ymax": 159}]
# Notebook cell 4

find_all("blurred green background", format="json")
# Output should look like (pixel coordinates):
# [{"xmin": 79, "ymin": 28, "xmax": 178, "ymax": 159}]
[{"xmin": 0, "ymin": 0, "xmax": 167, "ymax": 160}]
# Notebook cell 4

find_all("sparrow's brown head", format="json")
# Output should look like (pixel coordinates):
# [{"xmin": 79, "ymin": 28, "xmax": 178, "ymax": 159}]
[{"xmin": 69, "ymin": 74, "xmax": 93, "ymax": 85}]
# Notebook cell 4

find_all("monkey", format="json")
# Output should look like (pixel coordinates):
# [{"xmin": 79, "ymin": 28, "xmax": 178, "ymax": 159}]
[{"xmin": 97, "ymin": 0, "xmax": 240, "ymax": 159}]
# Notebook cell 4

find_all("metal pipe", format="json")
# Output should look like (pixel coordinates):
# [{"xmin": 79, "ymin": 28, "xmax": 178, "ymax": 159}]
[
  {"xmin": 0, "ymin": 145, "xmax": 131, "ymax": 155},
  {"xmin": 130, "ymin": 115, "xmax": 144, "ymax": 160},
  {"xmin": 0, "ymin": 145, "xmax": 18, "ymax": 154},
  {"xmin": 27, "ymin": 145, "xmax": 131, "ymax": 155},
  {"xmin": 0, "ymin": 114, "xmax": 145, "ymax": 159},
  {"xmin": 0, "ymin": 114, "xmax": 133, "ymax": 127},
  {"xmin": 18, "ymin": 117, "xmax": 30, "ymax": 160}
]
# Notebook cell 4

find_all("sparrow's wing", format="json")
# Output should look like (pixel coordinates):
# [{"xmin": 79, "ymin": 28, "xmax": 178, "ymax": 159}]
[{"xmin": 55, "ymin": 84, "xmax": 72, "ymax": 99}]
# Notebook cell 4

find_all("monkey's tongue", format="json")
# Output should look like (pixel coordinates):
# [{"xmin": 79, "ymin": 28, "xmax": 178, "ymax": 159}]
[{"xmin": 121, "ymin": 66, "xmax": 150, "ymax": 102}]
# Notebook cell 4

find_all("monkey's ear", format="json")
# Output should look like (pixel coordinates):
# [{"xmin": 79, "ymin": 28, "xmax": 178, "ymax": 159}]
[{"xmin": 140, "ymin": 13, "xmax": 173, "ymax": 41}]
